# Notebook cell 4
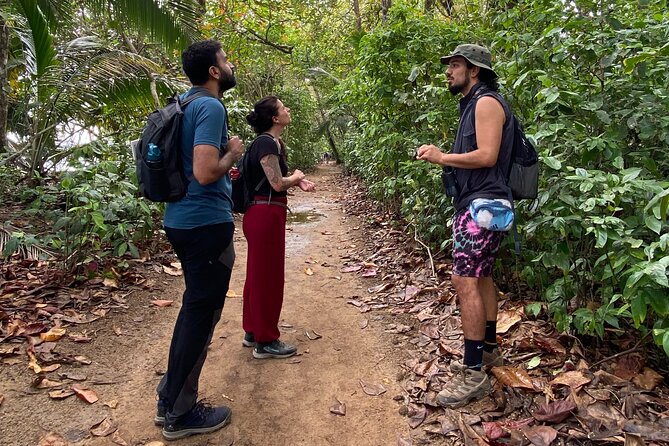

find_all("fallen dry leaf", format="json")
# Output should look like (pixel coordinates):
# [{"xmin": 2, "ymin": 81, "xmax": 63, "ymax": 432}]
[
  {"xmin": 361, "ymin": 268, "xmax": 377, "ymax": 277},
  {"xmin": 497, "ymin": 308, "xmax": 523, "ymax": 334},
  {"xmin": 397, "ymin": 437, "xmax": 412, "ymax": 446},
  {"xmin": 49, "ymin": 389, "xmax": 75, "ymax": 400},
  {"xmin": 330, "ymin": 398, "xmax": 346, "ymax": 416},
  {"xmin": 550, "ymin": 370, "xmax": 592, "ymax": 389},
  {"xmin": 522, "ymin": 425, "xmax": 558, "ymax": 446},
  {"xmin": 38, "ymin": 433, "xmax": 68, "ymax": 446},
  {"xmin": 35, "ymin": 378, "xmax": 63, "ymax": 389},
  {"xmin": 151, "ymin": 300, "xmax": 173, "ymax": 307},
  {"xmin": 41, "ymin": 363, "xmax": 61, "ymax": 373},
  {"xmin": 533, "ymin": 400, "xmax": 577, "ymax": 423},
  {"xmin": 74, "ymin": 355, "xmax": 92, "ymax": 365},
  {"xmin": 304, "ymin": 267, "xmax": 314, "ymax": 276},
  {"xmin": 225, "ymin": 289, "xmax": 239, "ymax": 298},
  {"xmin": 90, "ymin": 417, "xmax": 118, "ymax": 437},
  {"xmin": 40, "ymin": 328, "xmax": 66, "ymax": 342},
  {"xmin": 407, "ymin": 404, "xmax": 427, "ymax": 429},
  {"xmin": 68, "ymin": 333, "xmax": 92, "ymax": 343},
  {"xmin": 111, "ymin": 431, "xmax": 129, "ymax": 446},
  {"xmin": 103, "ymin": 277, "xmax": 119, "ymax": 288},
  {"xmin": 359, "ymin": 379, "xmax": 386, "ymax": 396},
  {"xmin": 492, "ymin": 366, "xmax": 536, "ymax": 390},
  {"xmin": 624, "ymin": 433, "xmax": 646, "ymax": 446},
  {"xmin": 419, "ymin": 323, "xmax": 440, "ymax": 339},
  {"xmin": 0, "ymin": 394, "xmax": 4, "ymax": 407},
  {"xmin": 72, "ymin": 385, "xmax": 98, "ymax": 404},
  {"xmin": 162, "ymin": 265, "xmax": 182, "ymax": 276},
  {"xmin": 305, "ymin": 330, "xmax": 322, "ymax": 340},
  {"xmin": 614, "ymin": 355, "xmax": 644, "ymax": 381},
  {"xmin": 341, "ymin": 265, "xmax": 362, "ymax": 273},
  {"xmin": 359, "ymin": 319, "xmax": 368, "ymax": 329},
  {"xmin": 483, "ymin": 421, "xmax": 509, "ymax": 440},
  {"xmin": 404, "ymin": 286, "xmax": 421, "ymax": 302},
  {"xmin": 632, "ymin": 367, "xmax": 663, "ymax": 390},
  {"xmin": 534, "ymin": 336, "xmax": 566, "ymax": 355},
  {"xmin": 104, "ymin": 399, "xmax": 119, "ymax": 409}
]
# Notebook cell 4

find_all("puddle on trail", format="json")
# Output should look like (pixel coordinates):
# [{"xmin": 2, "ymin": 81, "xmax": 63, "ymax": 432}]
[{"xmin": 287, "ymin": 209, "xmax": 324, "ymax": 224}]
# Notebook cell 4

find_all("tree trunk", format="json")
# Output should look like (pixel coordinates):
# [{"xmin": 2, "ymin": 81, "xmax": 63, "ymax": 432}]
[
  {"xmin": 352, "ymin": 0, "xmax": 362, "ymax": 32},
  {"xmin": 439, "ymin": 0, "xmax": 453, "ymax": 16},
  {"xmin": 0, "ymin": 15, "xmax": 9, "ymax": 154},
  {"xmin": 381, "ymin": 0, "xmax": 391, "ymax": 22}
]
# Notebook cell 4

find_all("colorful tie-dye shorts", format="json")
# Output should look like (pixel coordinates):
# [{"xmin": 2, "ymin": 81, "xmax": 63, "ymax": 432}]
[{"xmin": 452, "ymin": 208, "xmax": 505, "ymax": 277}]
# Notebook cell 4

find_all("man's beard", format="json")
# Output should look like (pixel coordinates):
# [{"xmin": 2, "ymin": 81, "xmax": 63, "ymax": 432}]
[
  {"xmin": 218, "ymin": 72, "xmax": 237, "ymax": 94},
  {"xmin": 448, "ymin": 72, "xmax": 470, "ymax": 95},
  {"xmin": 448, "ymin": 83, "xmax": 464, "ymax": 95}
]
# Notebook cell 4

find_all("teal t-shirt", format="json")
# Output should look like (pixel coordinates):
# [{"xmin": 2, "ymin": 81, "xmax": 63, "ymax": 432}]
[{"xmin": 163, "ymin": 87, "xmax": 234, "ymax": 229}]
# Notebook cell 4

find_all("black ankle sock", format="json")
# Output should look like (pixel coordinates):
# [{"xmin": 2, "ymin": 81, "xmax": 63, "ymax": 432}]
[
  {"xmin": 463, "ymin": 339, "xmax": 484, "ymax": 370},
  {"xmin": 484, "ymin": 321, "xmax": 497, "ymax": 352}
]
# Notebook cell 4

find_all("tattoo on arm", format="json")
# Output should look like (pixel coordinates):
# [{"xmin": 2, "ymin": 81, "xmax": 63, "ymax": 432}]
[{"xmin": 260, "ymin": 155, "xmax": 287, "ymax": 191}]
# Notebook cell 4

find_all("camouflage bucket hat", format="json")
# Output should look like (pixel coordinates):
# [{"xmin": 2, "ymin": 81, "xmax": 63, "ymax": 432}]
[{"xmin": 440, "ymin": 44, "xmax": 497, "ymax": 78}]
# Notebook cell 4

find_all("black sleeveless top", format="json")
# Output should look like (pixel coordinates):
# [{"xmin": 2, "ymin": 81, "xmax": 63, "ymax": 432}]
[{"xmin": 451, "ymin": 83, "xmax": 514, "ymax": 212}]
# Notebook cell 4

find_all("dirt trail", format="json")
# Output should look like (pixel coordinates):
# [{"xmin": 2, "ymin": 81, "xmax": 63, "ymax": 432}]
[{"xmin": 0, "ymin": 165, "xmax": 409, "ymax": 445}]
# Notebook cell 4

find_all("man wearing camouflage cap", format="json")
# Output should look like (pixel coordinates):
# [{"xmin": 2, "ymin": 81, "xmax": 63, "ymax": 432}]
[{"xmin": 416, "ymin": 44, "xmax": 515, "ymax": 407}]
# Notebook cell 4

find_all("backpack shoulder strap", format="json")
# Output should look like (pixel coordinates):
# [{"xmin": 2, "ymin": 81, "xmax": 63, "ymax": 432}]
[{"xmin": 178, "ymin": 90, "xmax": 218, "ymax": 109}]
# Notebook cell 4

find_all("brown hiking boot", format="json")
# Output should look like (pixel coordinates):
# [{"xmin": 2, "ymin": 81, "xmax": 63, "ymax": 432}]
[
  {"xmin": 449, "ymin": 348, "xmax": 503, "ymax": 372},
  {"xmin": 437, "ymin": 368, "xmax": 491, "ymax": 408}
]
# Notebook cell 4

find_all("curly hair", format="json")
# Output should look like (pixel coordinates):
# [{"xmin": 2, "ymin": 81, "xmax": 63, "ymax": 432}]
[{"xmin": 182, "ymin": 40, "xmax": 222, "ymax": 85}]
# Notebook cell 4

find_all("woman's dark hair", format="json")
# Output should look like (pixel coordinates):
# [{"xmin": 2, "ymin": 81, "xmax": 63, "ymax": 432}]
[
  {"xmin": 182, "ymin": 40, "xmax": 222, "ymax": 85},
  {"xmin": 466, "ymin": 61, "xmax": 499, "ymax": 92},
  {"xmin": 246, "ymin": 95, "xmax": 287, "ymax": 160},
  {"xmin": 246, "ymin": 96, "xmax": 280, "ymax": 134}
]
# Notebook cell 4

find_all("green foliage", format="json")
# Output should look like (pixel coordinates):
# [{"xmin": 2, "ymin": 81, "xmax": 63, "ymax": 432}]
[{"xmin": 45, "ymin": 140, "xmax": 159, "ymax": 269}]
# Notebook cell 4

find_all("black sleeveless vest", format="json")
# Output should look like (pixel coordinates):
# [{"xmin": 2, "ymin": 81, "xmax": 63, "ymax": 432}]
[{"xmin": 451, "ymin": 83, "xmax": 514, "ymax": 212}]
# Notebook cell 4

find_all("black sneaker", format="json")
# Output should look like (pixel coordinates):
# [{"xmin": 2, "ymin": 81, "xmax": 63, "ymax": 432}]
[
  {"xmin": 242, "ymin": 332, "xmax": 255, "ymax": 347},
  {"xmin": 253, "ymin": 339, "xmax": 297, "ymax": 359},
  {"xmin": 162, "ymin": 402, "xmax": 231, "ymax": 441},
  {"xmin": 154, "ymin": 398, "xmax": 168, "ymax": 426}
]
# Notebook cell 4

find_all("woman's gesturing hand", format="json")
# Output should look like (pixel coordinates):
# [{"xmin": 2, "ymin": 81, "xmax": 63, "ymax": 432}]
[{"xmin": 298, "ymin": 179, "xmax": 316, "ymax": 192}]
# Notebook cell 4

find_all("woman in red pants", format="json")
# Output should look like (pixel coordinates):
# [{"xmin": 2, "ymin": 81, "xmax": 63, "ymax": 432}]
[{"xmin": 242, "ymin": 96, "xmax": 316, "ymax": 358}]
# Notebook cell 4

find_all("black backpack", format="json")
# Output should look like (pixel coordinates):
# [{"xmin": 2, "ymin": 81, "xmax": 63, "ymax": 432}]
[
  {"xmin": 231, "ymin": 134, "xmax": 277, "ymax": 213},
  {"xmin": 507, "ymin": 115, "xmax": 539, "ymax": 200},
  {"xmin": 134, "ymin": 91, "xmax": 216, "ymax": 202}
]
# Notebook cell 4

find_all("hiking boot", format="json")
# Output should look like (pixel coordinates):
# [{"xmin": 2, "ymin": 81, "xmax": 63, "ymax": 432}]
[
  {"xmin": 242, "ymin": 332, "xmax": 255, "ymax": 347},
  {"xmin": 437, "ymin": 368, "xmax": 491, "ymax": 408},
  {"xmin": 253, "ymin": 339, "xmax": 297, "ymax": 359},
  {"xmin": 450, "ymin": 348, "xmax": 503, "ymax": 372},
  {"xmin": 154, "ymin": 398, "xmax": 168, "ymax": 426},
  {"xmin": 162, "ymin": 402, "xmax": 231, "ymax": 441}
]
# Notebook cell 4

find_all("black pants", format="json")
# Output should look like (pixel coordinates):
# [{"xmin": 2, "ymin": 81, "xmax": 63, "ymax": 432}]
[{"xmin": 157, "ymin": 222, "xmax": 234, "ymax": 423}]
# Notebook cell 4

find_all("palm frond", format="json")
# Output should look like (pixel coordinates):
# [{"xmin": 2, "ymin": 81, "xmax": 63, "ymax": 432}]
[
  {"xmin": 88, "ymin": 0, "xmax": 201, "ymax": 53},
  {"xmin": 35, "ymin": 0, "xmax": 74, "ymax": 29},
  {"xmin": 13, "ymin": 0, "xmax": 58, "ymax": 76}
]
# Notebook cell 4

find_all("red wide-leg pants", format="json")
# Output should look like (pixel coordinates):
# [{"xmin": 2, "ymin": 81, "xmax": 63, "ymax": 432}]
[{"xmin": 242, "ymin": 196, "xmax": 287, "ymax": 343}]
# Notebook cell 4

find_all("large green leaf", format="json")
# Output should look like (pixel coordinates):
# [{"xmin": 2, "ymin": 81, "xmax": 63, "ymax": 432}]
[
  {"xmin": 14, "ymin": 0, "xmax": 58, "ymax": 76},
  {"xmin": 87, "ymin": 0, "xmax": 201, "ymax": 52}
]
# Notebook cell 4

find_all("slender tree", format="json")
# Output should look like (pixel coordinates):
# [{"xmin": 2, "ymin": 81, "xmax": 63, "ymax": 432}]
[
  {"xmin": 0, "ymin": 15, "xmax": 8, "ymax": 154},
  {"xmin": 352, "ymin": 0, "xmax": 362, "ymax": 32}
]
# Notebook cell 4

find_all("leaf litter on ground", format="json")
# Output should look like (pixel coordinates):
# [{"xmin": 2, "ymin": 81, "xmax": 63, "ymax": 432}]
[{"xmin": 337, "ymin": 173, "xmax": 669, "ymax": 445}]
